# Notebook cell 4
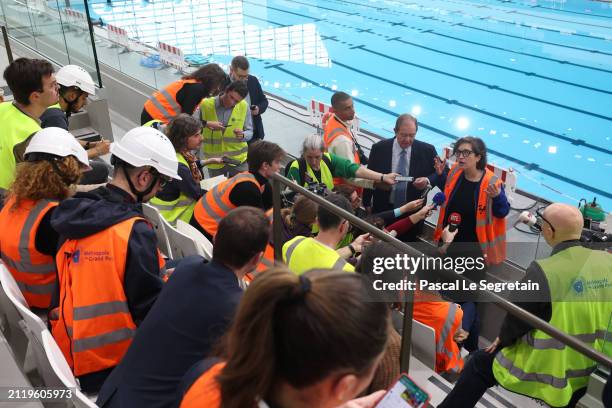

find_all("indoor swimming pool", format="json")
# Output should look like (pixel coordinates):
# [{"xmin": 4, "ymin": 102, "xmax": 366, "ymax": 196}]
[{"xmin": 87, "ymin": 0, "xmax": 612, "ymax": 209}]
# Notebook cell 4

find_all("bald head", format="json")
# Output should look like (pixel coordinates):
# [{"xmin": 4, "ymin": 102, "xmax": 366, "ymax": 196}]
[{"xmin": 543, "ymin": 203, "xmax": 583, "ymax": 242}]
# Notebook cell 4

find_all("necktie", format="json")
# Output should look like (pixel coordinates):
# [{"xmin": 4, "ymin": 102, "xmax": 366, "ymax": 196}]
[{"xmin": 394, "ymin": 149, "xmax": 408, "ymax": 208}]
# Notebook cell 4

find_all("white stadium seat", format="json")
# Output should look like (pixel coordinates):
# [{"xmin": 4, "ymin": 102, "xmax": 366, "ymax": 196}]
[{"xmin": 176, "ymin": 220, "xmax": 213, "ymax": 260}]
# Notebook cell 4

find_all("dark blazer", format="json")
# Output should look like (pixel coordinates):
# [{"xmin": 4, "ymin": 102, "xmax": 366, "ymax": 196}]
[
  {"xmin": 364, "ymin": 138, "xmax": 439, "ymax": 214},
  {"xmin": 247, "ymin": 74, "xmax": 268, "ymax": 141},
  {"xmin": 96, "ymin": 257, "xmax": 242, "ymax": 408}
]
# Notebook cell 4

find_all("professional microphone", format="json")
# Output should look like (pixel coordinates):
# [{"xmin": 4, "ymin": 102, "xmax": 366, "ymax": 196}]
[
  {"xmin": 514, "ymin": 211, "xmax": 541, "ymax": 231},
  {"xmin": 432, "ymin": 192, "xmax": 445, "ymax": 210},
  {"xmin": 448, "ymin": 212, "xmax": 461, "ymax": 233}
]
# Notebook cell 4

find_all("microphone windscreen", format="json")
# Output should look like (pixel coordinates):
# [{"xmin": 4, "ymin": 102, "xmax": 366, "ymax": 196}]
[
  {"xmin": 517, "ymin": 211, "xmax": 537, "ymax": 227},
  {"xmin": 449, "ymin": 212, "xmax": 462, "ymax": 225},
  {"xmin": 448, "ymin": 212, "xmax": 461, "ymax": 232},
  {"xmin": 433, "ymin": 192, "xmax": 446, "ymax": 206}
]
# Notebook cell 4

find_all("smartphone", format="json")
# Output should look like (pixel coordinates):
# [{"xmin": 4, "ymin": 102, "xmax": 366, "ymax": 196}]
[
  {"xmin": 375, "ymin": 374, "xmax": 430, "ymax": 408},
  {"xmin": 221, "ymin": 156, "xmax": 242, "ymax": 166},
  {"xmin": 395, "ymin": 176, "xmax": 414, "ymax": 183},
  {"xmin": 419, "ymin": 185, "xmax": 433, "ymax": 206}
]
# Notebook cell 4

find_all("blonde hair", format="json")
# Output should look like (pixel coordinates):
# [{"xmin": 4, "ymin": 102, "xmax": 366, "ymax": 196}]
[{"xmin": 8, "ymin": 156, "xmax": 81, "ymax": 208}]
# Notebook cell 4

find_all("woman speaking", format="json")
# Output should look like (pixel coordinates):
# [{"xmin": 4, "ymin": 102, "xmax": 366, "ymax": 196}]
[
  {"xmin": 434, "ymin": 136, "xmax": 509, "ymax": 269},
  {"xmin": 433, "ymin": 136, "xmax": 510, "ymax": 352}
]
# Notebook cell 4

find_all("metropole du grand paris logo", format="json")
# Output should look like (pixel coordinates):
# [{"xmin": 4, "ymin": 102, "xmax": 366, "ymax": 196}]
[
  {"xmin": 72, "ymin": 249, "xmax": 80, "ymax": 264},
  {"xmin": 571, "ymin": 277, "xmax": 585, "ymax": 296}
]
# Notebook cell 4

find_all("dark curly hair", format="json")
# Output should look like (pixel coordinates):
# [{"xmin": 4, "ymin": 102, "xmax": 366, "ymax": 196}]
[
  {"xmin": 453, "ymin": 136, "xmax": 487, "ymax": 170},
  {"xmin": 165, "ymin": 114, "xmax": 202, "ymax": 151},
  {"xmin": 183, "ymin": 63, "xmax": 228, "ymax": 96}
]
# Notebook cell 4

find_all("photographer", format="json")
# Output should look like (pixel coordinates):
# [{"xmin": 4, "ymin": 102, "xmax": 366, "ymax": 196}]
[{"xmin": 286, "ymin": 134, "xmax": 397, "ymax": 194}]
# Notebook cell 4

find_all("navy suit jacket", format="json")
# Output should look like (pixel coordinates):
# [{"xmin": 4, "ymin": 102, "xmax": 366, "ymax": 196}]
[
  {"xmin": 96, "ymin": 257, "xmax": 242, "ymax": 408},
  {"xmin": 364, "ymin": 138, "xmax": 438, "ymax": 214},
  {"xmin": 247, "ymin": 74, "xmax": 268, "ymax": 140}
]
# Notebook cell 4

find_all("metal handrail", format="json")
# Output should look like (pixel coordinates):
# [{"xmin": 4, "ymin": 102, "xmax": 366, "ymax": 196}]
[
  {"xmin": 1, "ymin": 25, "xmax": 14, "ymax": 63},
  {"xmin": 270, "ymin": 172, "xmax": 612, "ymax": 373}
]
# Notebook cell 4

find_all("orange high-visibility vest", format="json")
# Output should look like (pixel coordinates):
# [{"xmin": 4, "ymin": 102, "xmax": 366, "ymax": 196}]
[
  {"xmin": 0, "ymin": 197, "xmax": 58, "ymax": 308},
  {"xmin": 321, "ymin": 109, "xmax": 334, "ymax": 128},
  {"xmin": 50, "ymin": 217, "xmax": 164, "ymax": 377},
  {"xmin": 413, "ymin": 293, "xmax": 464, "ymax": 374},
  {"xmin": 255, "ymin": 244, "xmax": 275, "ymax": 274},
  {"xmin": 143, "ymin": 79, "xmax": 198, "ymax": 123},
  {"xmin": 253, "ymin": 209, "xmax": 275, "ymax": 274},
  {"xmin": 324, "ymin": 115, "xmax": 362, "ymax": 191},
  {"xmin": 242, "ymin": 210, "xmax": 277, "ymax": 284},
  {"xmin": 193, "ymin": 172, "xmax": 264, "ymax": 237},
  {"xmin": 433, "ymin": 164, "xmax": 506, "ymax": 265},
  {"xmin": 179, "ymin": 362, "xmax": 225, "ymax": 408}
]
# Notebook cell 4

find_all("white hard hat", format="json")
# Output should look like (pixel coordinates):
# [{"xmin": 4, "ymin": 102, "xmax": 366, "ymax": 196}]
[
  {"xmin": 110, "ymin": 127, "xmax": 181, "ymax": 180},
  {"xmin": 25, "ymin": 127, "xmax": 90, "ymax": 169},
  {"xmin": 56, "ymin": 65, "xmax": 96, "ymax": 95}
]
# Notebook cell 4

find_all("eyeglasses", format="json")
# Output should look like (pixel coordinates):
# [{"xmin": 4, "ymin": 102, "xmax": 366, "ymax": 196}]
[
  {"xmin": 455, "ymin": 149, "xmax": 474, "ymax": 158},
  {"xmin": 536, "ymin": 206, "xmax": 555, "ymax": 233},
  {"xmin": 158, "ymin": 175, "xmax": 172, "ymax": 188},
  {"xmin": 150, "ymin": 167, "xmax": 172, "ymax": 188}
]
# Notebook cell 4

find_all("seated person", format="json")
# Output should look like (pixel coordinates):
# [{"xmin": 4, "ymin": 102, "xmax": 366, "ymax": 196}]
[
  {"xmin": 439, "ymin": 203, "xmax": 611, "ymax": 408},
  {"xmin": 96, "ymin": 207, "xmax": 269, "ymax": 408},
  {"xmin": 279, "ymin": 194, "xmax": 318, "ymax": 246},
  {"xmin": 358, "ymin": 242, "xmax": 466, "ymax": 376},
  {"xmin": 49, "ymin": 126, "xmax": 179, "ymax": 393},
  {"xmin": 250, "ymin": 195, "xmax": 319, "ymax": 278},
  {"xmin": 150, "ymin": 114, "xmax": 222, "ymax": 225},
  {"xmin": 191, "ymin": 140, "xmax": 285, "ymax": 240},
  {"xmin": 177, "ymin": 268, "xmax": 390, "ymax": 408},
  {"xmin": 0, "ymin": 127, "xmax": 89, "ymax": 309},
  {"xmin": 282, "ymin": 193, "xmax": 370, "ymax": 274},
  {"xmin": 286, "ymin": 134, "xmax": 396, "ymax": 192},
  {"xmin": 41, "ymin": 64, "xmax": 111, "ymax": 185},
  {"xmin": 334, "ymin": 184, "xmax": 367, "ymax": 219}
]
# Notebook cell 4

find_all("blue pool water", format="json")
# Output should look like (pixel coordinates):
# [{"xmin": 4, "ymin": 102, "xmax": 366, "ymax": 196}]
[{"xmin": 89, "ymin": 0, "xmax": 612, "ymax": 210}]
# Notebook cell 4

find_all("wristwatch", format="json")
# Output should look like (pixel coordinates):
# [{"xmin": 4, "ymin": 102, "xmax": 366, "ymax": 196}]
[{"xmin": 348, "ymin": 244, "xmax": 357, "ymax": 256}]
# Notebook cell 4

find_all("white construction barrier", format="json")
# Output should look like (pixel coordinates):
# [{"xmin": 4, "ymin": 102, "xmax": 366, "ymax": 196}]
[
  {"xmin": 30, "ymin": 0, "xmax": 48, "ymax": 14},
  {"xmin": 64, "ymin": 8, "xmax": 87, "ymax": 30},
  {"xmin": 442, "ymin": 146, "xmax": 517, "ymax": 199},
  {"xmin": 107, "ymin": 24, "xmax": 130, "ymax": 48},
  {"xmin": 157, "ymin": 41, "xmax": 187, "ymax": 72},
  {"xmin": 309, "ymin": 99, "xmax": 360, "ymax": 133}
]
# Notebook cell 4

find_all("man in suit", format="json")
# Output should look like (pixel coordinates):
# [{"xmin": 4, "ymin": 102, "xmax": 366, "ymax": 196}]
[
  {"xmin": 364, "ymin": 114, "xmax": 440, "ymax": 239},
  {"xmin": 230, "ymin": 56, "xmax": 268, "ymax": 143}
]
